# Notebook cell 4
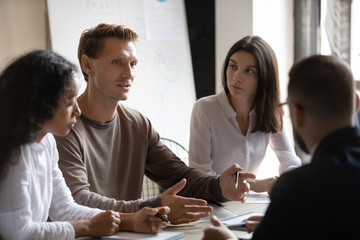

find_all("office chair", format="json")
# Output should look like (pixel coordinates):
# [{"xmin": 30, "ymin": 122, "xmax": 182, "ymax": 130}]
[{"xmin": 141, "ymin": 137, "xmax": 189, "ymax": 200}]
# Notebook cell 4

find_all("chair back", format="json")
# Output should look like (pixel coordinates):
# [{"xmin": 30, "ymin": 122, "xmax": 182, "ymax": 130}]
[{"xmin": 141, "ymin": 137, "xmax": 189, "ymax": 200}]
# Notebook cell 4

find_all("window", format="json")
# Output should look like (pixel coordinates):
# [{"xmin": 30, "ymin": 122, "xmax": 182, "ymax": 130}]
[{"xmin": 320, "ymin": 0, "xmax": 359, "ymax": 81}]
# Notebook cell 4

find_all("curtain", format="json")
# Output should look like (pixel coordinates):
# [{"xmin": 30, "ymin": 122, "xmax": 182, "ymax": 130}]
[
  {"xmin": 294, "ymin": 0, "xmax": 320, "ymax": 61},
  {"xmin": 324, "ymin": 0, "xmax": 352, "ymax": 64}
]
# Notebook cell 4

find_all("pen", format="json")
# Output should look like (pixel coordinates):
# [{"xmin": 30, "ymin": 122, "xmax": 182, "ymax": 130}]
[
  {"xmin": 228, "ymin": 221, "xmax": 247, "ymax": 231},
  {"xmin": 156, "ymin": 213, "xmax": 170, "ymax": 224},
  {"xmin": 235, "ymin": 171, "xmax": 239, "ymax": 189}
]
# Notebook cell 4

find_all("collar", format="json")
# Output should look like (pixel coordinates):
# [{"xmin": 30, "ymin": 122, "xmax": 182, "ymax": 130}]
[
  {"xmin": 80, "ymin": 112, "xmax": 118, "ymax": 129},
  {"xmin": 312, "ymin": 127, "xmax": 360, "ymax": 162},
  {"xmin": 30, "ymin": 133, "xmax": 50, "ymax": 153},
  {"xmin": 217, "ymin": 90, "xmax": 256, "ymax": 120}
]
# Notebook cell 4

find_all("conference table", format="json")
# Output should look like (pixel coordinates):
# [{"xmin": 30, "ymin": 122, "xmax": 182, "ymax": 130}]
[{"xmin": 78, "ymin": 199, "xmax": 269, "ymax": 240}]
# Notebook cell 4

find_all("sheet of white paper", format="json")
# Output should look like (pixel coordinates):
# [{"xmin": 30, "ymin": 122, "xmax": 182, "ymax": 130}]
[
  {"xmin": 222, "ymin": 212, "xmax": 259, "ymax": 227},
  {"xmin": 144, "ymin": 0, "xmax": 186, "ymax": 40},
  {"xmin": 245, "ymin": 191, "xmax": 270, "ymax": 203},
  {"xmin": 195, "ymin": 203, "xmax": 237, "ymax": 223},
  {"xmin": 101, "ymin": 231, "xmax": 184, "ymax": 240},
  {"xmin": 238, "ymin": 233, "xmax": 254, "ymax": 239}
]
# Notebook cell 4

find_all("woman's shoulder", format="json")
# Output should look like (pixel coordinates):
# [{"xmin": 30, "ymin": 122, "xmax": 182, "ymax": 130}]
[
  {"xmin": 194, "ymin": 92, "xmax": 224, "ymax": 109},
  {"xmin": 197, "ymin": 92, "xmax": 221, "ymax": 103},
  {"xmin": 194, "ymin": 91, "xmax": 231, "ymax": 115}
]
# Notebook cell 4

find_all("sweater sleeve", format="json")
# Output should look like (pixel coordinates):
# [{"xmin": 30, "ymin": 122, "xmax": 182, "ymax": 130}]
[
  {"xmin": 144, "ymin": 118, "xmax": 227, "ymax": 203},
  {"xmin": 55, "ymin": 129, "xmax": 143, "ymax": 213}
]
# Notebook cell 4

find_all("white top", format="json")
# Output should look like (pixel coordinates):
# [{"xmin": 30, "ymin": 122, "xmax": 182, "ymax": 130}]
[
  {"xmin": 189, "ymin": 91, "xmax": 301, "ymax": 176},
  {"xmin": 0, "ymin": 134, "xmax": 102, "ymax": 240}
]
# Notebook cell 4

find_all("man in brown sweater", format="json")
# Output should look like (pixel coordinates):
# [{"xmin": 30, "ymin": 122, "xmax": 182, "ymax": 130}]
[{"xmin": 55, "ymin": 23, "xmax": 255, "ymax": 224}]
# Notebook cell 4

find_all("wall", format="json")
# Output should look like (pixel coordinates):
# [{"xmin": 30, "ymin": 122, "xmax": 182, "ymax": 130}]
[
  {"xmin": 215, "ymin": 0, "xmax": 294, "ymax": 102},
  {"xmin": 0, "ymin": 0, "xmax": 47, "ymax": 71},
  {"xmin": 1, "ymin": 0, "xmax": 293, "ymax": 99},
  {"xmin": 215, "ymin": 0, "xmax": 253, "ymax": 93}
]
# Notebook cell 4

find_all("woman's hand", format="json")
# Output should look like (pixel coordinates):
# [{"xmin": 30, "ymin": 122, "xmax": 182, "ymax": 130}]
[
  {"xmin": 72, "ymin": 210, "xmax": 121, "ymax": 237},
  {"xmin": 247, "ymin": 176, "xmax": 278, "ymax": 193}
]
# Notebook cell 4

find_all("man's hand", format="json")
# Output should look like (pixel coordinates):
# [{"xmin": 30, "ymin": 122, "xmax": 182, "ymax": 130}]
[
  {"xmin": 132, "ymin": 206, "xmax": 170, "ymax": 233},
  {"xmin": 160, "ymin": 178, "xmax": 213, "ymax": 224},
  {"xmin": 219, "ymin": 164, "xmax": 256, "ymax": 202},
  {"xmin": 119, "ymin": 206, "xmax": 170, "ymax": 233},
  {"xmin": 202, "ymin": 215, "xmax": 237, "ymax": 240}
]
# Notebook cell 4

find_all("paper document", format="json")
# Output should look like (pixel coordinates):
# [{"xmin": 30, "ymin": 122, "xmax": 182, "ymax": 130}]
[
  {"xmin": 245, "ymin": 191, "xmax": 270, "ymax": 203},
  {"xmin": 222, "ymin": 212, "xmax": 260, "ymax": 229},
  {"xmin": 238, "ymin": 233, "xmax": 253, "ymax": 239},
  {"xmin": 195, "ymin": 203, "xmax": 237, "ymax": 223},
  {"xmin": 101, "ymin": 231, "xmax": 184, "ymax": 240}
]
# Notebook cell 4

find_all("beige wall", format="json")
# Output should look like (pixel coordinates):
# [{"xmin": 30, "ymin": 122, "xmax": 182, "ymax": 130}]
[
  {"xmin": 215, "ymin": 0, "xmax": 294, "ymax": 100},
  {"xmin": 215, "ymin": 0, "xmax": 253, "ymax": 93},
  {"xmin": 0, "ymin": 0, "xmax": 47, "ymax": 71}
]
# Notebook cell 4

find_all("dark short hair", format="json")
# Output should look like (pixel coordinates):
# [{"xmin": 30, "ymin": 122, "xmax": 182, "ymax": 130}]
[
  {"xmin": 288, "ymin": 55, "xmax": 354, "ymax": 122},
  {"xmin": 78, "ymin": 23, "xmax": 138, "ymax": 81},
  {"xmin": 222, "ymin": 36, "xmax": 281, "ymax": 133},
  {"xmin": 0, "ymin": 50, "xmax": 76, "ymax": 180}
]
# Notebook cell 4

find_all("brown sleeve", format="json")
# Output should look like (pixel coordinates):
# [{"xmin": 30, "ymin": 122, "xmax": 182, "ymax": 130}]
[{"xmin": 144, "ymin": 123, "xmax": 227, "ymax": 203}]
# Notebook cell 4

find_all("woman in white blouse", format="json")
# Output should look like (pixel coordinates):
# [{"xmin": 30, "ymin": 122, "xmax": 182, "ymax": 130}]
[
  {"xmin": 0, "ymin": 50, "xmax": 169, "ymax": 239},
  {"xmin": 189, "ymin": 36, "xmax": 301, "ymax": 193}
]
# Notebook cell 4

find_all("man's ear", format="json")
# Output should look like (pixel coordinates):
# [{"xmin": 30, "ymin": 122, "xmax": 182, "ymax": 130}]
[
  {"xmin": 81, "ymin": 55, "xmax": 93, "ymax": 76},
  {"xmin": 291, "ymin": 103, "xmax": 305, "ymax": 128}
]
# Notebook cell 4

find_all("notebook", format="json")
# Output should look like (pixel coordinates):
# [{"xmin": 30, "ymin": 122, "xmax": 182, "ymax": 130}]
[{"xmin": 101, "ymin": 231, "xmax": 184, "ymax": 240}]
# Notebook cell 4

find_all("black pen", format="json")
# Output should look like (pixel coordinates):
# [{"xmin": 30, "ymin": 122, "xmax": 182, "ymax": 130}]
[
  {"xmin": 235, "ymin": 171, "xmax": 239, "ymax": 189},
  {"xmin": 156, "ymin": 213, "xmax": 170, "ymax": 224}
]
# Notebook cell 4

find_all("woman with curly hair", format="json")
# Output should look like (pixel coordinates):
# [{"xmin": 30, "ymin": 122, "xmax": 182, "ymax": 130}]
[{"xmin": 0, "ymin": 50, "xmax": 169, "ymax": 239}]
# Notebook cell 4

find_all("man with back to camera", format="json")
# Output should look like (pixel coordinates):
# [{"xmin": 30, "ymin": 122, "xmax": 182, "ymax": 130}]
[
  {"xmin": 55, "ymin": 23, "xmax": 256, "ymax": 224},
  {"xmin": 202, "ymin": 54, "xmax": 360, "ymax": 239}
]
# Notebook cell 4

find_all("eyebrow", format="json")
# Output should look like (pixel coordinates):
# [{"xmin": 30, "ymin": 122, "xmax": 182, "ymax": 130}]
[
  {"xmin": 229, "ymin": 59, "xmax": 258, "ymax": 68},
  {"xmin": 112, "ymin": 55, "xmax": 138, "ymax": 62}
]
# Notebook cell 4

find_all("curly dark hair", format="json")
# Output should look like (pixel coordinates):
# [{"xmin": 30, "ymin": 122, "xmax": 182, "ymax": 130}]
[{"xmin": 0, "ymin": 50, "xmax": 76, "ymax": 180}]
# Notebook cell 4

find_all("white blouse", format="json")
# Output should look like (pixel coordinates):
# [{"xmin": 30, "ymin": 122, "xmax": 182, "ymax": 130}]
[
  {"xmin": 189, "ymin": 91, "xmax": 301, "ymax": 176},
  {"xmin": 0, "ymin": 134, "xmax": 101, "ymax": 240}
]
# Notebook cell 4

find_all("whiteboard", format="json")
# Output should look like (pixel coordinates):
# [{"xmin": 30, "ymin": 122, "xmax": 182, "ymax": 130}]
[{"xmin": 47, "ymin": 0, "xmax": 196, "ymax": 148}]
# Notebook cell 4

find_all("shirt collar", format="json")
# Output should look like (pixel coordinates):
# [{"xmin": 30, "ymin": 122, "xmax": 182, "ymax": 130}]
[
  {"xmin": 217, "ymin": 90, "xmax": 256, "ymax": 120},
  {"xmin": 312, "ymin": 127, "xmax": 360, "ymax": 162},
  {"xmin": 29, "ymin": 133, "xmax": 50, "ymax": 153}
]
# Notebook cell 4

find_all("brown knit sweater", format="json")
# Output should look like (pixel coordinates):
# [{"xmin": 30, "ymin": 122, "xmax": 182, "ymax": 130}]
[{"xmin": 55, "ymin": 104, "xmax": 224, "ymax": 213}]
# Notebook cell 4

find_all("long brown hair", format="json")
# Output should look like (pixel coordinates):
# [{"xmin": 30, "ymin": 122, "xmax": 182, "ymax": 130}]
[{"xmin": 222, "ymin": 35, "xmax": 282, "ymax": 133}]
